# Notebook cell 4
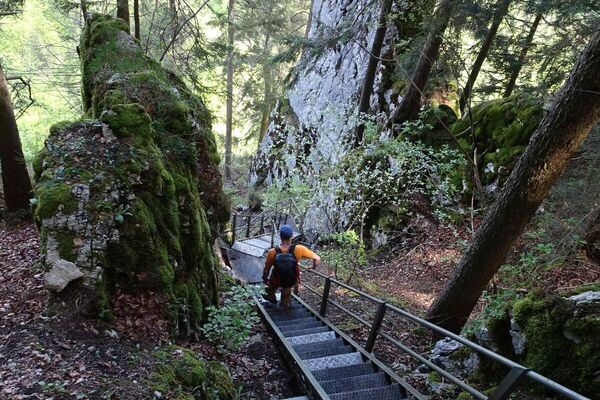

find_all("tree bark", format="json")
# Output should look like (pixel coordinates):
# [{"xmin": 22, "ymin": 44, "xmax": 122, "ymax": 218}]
[
  {"xmin": 224, "ymin": 0, "xmax": 236, "ymax": 180},
  {"xmin": 392, "ymin": 0, "xmax": 457, "ymax": 125},
  {"xmin": 354, "ymin": 0, "xmax": 392, "ymax": 147},
  {"xmin": 80, "ymin": 0, "xmax": 88, "ymax": 22},
  {"xmin": 459, "ymin": 0, "xmax": 511, "ymax": 113},
  {"xmin": 116, "ymin": 0, "xmax": 130, "ymax": 33},
  {"xmin": 259, "ymin": 33, "xmax": 272, "ymax": 143},
  {"xmin": 0, "ymin": 64, "xmax": 33, "ymax": 212},
  {"xmin": 503, "ymin": 9, "xmax": 542, "ymax": 97},
  {"xmin": 427, "ymin": 29, "xmax": 600, "ymax": 333},
  {"xmin": 133, "ymin": 0, "xmax": 140, "ymax": 40}
]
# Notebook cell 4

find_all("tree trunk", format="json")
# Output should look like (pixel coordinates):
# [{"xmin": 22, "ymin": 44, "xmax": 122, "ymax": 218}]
[
  {"xmin": 503, "ymin": 9, "xmax": 542, "ymax": 97},
  {"xmin": 459, "ymin": 0, "xmax": 511, "ymax": 113},
  {"xmin": 224, "ymin": 0, "xmax": 235, "ymax": 180},
  {"xmin": 116, "ymin": 0, "xmax": 130, "ymax": 33},
  {"xmin": 354, "ymin": 0, "xmax": 392, "ymax": 147},
  {"xmin": 80, "ymin": 0, "xmax": 88, "ymax": 22},
  {"xmin": 427, "ymin": 30, "xmax": 600, "ymax": 334},
  {"xmin": 0, "ymin": 65, "xmax": 33, "ymax": 212},
  {"xmin": 392, "ymin": 0, "xmax": 457, "ymax": 125},
  {"xmin": 133, "ymin": 0, "xmax": 140, "ymax": 40},
  {"xmin": 304, "ymin": 0, "xmax": 315, "ymax": 39},
  {"xmin": 259, "ymin": 33, "xmax": 272, "ymax": 143}
]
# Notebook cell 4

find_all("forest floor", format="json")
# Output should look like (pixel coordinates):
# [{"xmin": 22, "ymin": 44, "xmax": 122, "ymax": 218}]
[{"xmin": 0, "ymin": 221, "xmax": 301, "ymax": 400}]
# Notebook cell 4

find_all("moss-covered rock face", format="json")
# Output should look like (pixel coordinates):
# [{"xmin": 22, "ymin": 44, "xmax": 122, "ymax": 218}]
[
  {"xmin": 34, "ymin": 14, "xmax": 228, "ymax": 336},
  {"xmin": 451, "ymin": 94, "xmax": 544, "ymax": 190},
  {"xmin": 480, "ymin": 289, "xmax": 600, "ymax": 398}
]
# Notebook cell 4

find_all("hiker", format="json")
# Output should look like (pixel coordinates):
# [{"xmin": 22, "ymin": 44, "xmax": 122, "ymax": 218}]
[{"xmin": 262, "ymin": 224, "xmax": 320, "ymax": 307}]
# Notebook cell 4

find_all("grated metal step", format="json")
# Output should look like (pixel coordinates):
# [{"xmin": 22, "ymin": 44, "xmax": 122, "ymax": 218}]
[
  {"xmin": 297, "ymin": 344, "xmax": 353, "ymax": 360},
  {"xmin": 283, "ymin": 326, "xmax": 331, "ymax": 337},
  {"xmin": 329, "ymin": 383, "xmax": 406, "ymax": 400},
  {"xmin": 293, "ymin": 338, "xmax": 345, "ymax": 354},
  {"xmin": 269, "ymin": 311, "xmax": 312, "ymax": 325},
  {"xmin": 312, "ymin": 362, "xmax": 376, "ymax": 382},
  {"xmin": 276, "ymin": 316, "xmax": 317, "ymax": 326},
  {"xmin": 287, "ymin": 331, "xmax": 336, "ymax": 346},
  {"xmin": 321, "ymin": 372, "xmax": 387, "ymax": 394},
  {"xmin": 278, "ymin": 320, "xmax": 324, "ymax": 332},
  {"xmin": 304, "ymin": 352, "xmax": 363, "ymax": 371}
]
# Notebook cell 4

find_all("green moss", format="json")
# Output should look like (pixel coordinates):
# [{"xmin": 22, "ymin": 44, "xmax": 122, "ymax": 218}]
[
  {"xmin": 49, "ymin": 120, "xmax": 72, "ymax": 136},
  {"xmin": 56, "ymin": 232, "xmax": 76, "ymax": 262},
  {"xmin": 100, "ymin": 103, "xmax": 153, "ymax": 139},
  {"xmin": 147, "ymin": 347, "xmax": 235, "ymax": 400},
  {"xmin": 451, "ymin": 94, "xmax": 544, "ymax": 187},
  {"xmin": 32, "ymin": 148, "xmax": 47, "ymax": 182},
  {"xmin": 34, "ymin": 183, "xmax": 78, "ymax": 221}
]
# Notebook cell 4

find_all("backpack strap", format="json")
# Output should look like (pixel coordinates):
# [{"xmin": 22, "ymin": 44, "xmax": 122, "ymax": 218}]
[
  {"xmin": 288, "ymin": 244, "xmax": 297, "ymax": 260},
  {"xmin": 275, "ymin": 246, "xmax": 282, "ymax": 254}
]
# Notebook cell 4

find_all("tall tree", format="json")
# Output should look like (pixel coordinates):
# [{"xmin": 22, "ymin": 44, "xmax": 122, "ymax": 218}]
[
  {"xmin": 354, "ymin": 0, "xmax": 392, "ymax": 147},
  {"xmin": 427, "ymin": 29, "xmax": 600, "ymax": 333},
  {"xmin": 258, "ymin": 32, "xmax": 272, "ymax": 142},
  {"xmin": 224, "ymin": 0, "xmax": 236, "ymax": 180},
  {"xmin": 392, "ymin": 0, "xmax": 458, "ymax": 125},
  {"xmin": 503, "ymin": 8, "xmax": 543, "ymax": 97},
  {"xmin": 133, "ymin": 0, "xmax": 140, "ymax": 40},
  {"xmin": 116, "ymin": 0, "xmax": 130, "ymax": 33},
  {"xmin": 459, "ymin": 0, "xmax": 511, "ymax": 113},
  {"xmin": 0, "ymin": 64, "xmax": 33, "ymax": 213}
]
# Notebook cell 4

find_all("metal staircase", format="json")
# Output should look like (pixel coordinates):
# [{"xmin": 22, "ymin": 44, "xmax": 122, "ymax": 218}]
[{"xmin": 255, "ymin": 295, "xmax": 425, "ymax": 400}]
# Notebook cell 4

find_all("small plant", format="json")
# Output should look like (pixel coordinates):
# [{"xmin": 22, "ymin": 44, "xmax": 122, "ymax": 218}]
[
  {"xmin": 320, "ymin": 230, "xmax": 367, "ymax": 282},
  {"xmin": 201, "ymin": 286, "xmax": 260, "ymax": 352},
  {"xmin": 463, "ymin": 289, "xmax": 518, "ymax": 336}
]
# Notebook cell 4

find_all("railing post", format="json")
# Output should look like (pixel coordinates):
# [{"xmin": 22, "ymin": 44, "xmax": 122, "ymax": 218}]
[
  {"xmin": 489, "ymin": 367, "xmax": 531, "ymax": 400},
  {"xmin": 270, "ymin": 218, "xmax": 275, "ymax": 247},
  {"xmin": 231, "ymin": 213, "xmax": 237, "ymax": 243},
  {"xmin": 320, "ymin": 277, "xmax": 331, "ymax": 317},
  {"xmin": 366, "ymin": 301, "xmax": 386, "ymax": 352},
  {"xmin": 246, "ymin": 214, "xmax": 251, "ymax": 238},
  {"xmin": 259, "ymin": 215, "xmax": 264, "ymax": 234}
]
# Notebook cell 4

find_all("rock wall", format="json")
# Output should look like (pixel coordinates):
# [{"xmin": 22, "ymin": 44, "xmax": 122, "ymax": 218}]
[
  {"xmin": 33, "ymin": 15, "xmax": 228, "ymax": 336},
  {"xmin": 251, "ymin": 0, "xmax": 390, "ymax": 187}
]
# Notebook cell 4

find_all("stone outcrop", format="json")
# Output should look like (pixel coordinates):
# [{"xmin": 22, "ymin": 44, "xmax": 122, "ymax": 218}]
[
  {"xmin": 477, "ymin": 286, "xmax": 600, "ymax": 398},
  {"xmin": 250, "ymin": 0, "xmax": 433, "ymax": 188},
  {"xmin": 33, "ymin": 15, "xmax": 228, "ymax": 335}
]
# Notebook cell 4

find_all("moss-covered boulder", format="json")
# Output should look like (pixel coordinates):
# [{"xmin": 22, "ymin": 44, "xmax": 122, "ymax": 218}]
[
  {"xmin": 149, "ymin": 347, "xmax": 237, "ymax": 399},
  {"xmin": 480, "ymin": 286, "xmax": 600, "ymax": 398},
  {"xmin": 451, "ymin": 94, "xmax": 544, "ymax": 190},
  {"xmin": 33, "ymin": 14, "xmax": 229, "ymax": 336}
]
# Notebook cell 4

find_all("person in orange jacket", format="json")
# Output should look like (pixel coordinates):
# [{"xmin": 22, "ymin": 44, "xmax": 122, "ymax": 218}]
[{"xmin": 262, "ymin": 225, "xmax": 320, "ymax": 307}]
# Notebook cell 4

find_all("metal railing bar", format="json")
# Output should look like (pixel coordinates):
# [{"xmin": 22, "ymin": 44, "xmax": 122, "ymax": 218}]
[
  {"xmin": 303, "ymin": 269, "xmax": 383, "ymax": 303},
  {"xmin": 326, "ymin": 298, "xmax": 373, "ymax": 329},
  {"xmin": 301, "ymin": 283, "xmax": 323, "ymax": 298},
  {"xmin": 525, "ymin": 371, "xmax": 590, "ymax": 399},
  {"xmin": 302, "ymin": 270, "xmax": 589, "ymax": 400},
  {"xmin": 377, "ymin": 330, "xmax": 487, "ymax": 400}
]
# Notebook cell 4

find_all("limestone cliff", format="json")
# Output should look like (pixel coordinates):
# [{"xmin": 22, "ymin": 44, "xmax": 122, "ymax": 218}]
[
  {"xmin": 33, "ymin": 15, "xmax": 228, "ymax": 336},
  {"xmin": 249, "ymin": 0, "xmax": 438, "ymax": 184}
]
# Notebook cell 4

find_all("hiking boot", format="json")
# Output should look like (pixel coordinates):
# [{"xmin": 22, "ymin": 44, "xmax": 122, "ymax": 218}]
[{"xmin": 261, "ymin": 293, "xmax": 277, "ymax": 304}]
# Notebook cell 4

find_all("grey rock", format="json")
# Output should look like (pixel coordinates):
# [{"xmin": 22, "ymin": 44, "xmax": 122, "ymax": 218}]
[
  {"xmin": 567, "ymin": 291, "xmax": 600, "ymax": 305},
  {"xmin": 432, "ymin": 338, "xmax": 462, "ymax": 356},
  {"xmin": 510, "ymin": 318, "xmax": 527, "ymax": 356},
  {"xmin": 475, "ymin": 327, "xmax": 499, "ymax": 352},
  {"xmin": 44, "ymin": 259, "xmax": 84, "ymax": 292}
]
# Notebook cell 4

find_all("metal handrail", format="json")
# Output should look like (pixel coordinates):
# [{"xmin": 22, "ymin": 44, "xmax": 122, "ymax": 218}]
[{"xmin": 299, "ymin": 268, "xmax": 590, "ymax": 400}]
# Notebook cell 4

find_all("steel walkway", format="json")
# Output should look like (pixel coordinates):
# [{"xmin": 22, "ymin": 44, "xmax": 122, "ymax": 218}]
[{"xmin": 255, "ymin": 295, "xmax": 425, "ymax": 400}]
